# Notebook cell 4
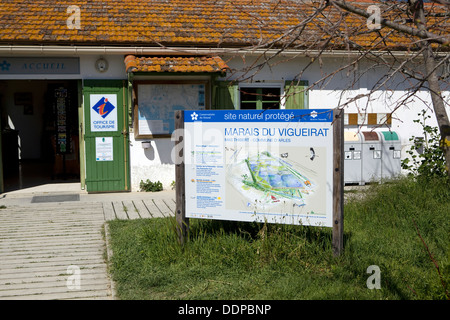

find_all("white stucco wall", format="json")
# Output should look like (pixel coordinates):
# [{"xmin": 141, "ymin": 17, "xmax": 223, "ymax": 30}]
[
  {"xmin": 127, "ymin": 54, "xmax": 449, "ymax": 190},
  {"xmin": 129, "ymin": 134, "xmax": 176, "ymax": 191},
  {"xmin": 1, "ymin": 52, "xmax": 447, "ymax": 191},
  {"xmin": 80, "ymin": 55, "xmax": 127, "ymax": 80},
  {"xmin": 228, "ymin": 54, "xmax": 448, "ymax": 148}
]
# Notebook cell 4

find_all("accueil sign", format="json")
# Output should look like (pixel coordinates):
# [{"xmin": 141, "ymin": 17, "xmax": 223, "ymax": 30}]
[{"xmin": 0, "ymin": 57, "xmax": 80, "ymax": 74}]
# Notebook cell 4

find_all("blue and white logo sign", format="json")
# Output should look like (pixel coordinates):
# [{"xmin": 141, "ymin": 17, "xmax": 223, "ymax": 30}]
[
  {"xmin": 184, "ymin": 109, "xmax": 333, "ymax": 123},
  {"xmin": 90, "ymin": 94, "xmax": 118, "ymax": 132},
  {"xmin": 190, "ymin": 112, "xmax": 199, "ymax": 121},
  {"xmin": 92, "ymin": 97, "xmax": 116, "ymax": 119}
]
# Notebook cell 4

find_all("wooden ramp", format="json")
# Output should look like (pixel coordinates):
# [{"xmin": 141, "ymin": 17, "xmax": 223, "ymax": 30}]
[
  {"xmin": 102, "ymin": 198, "xmax": 176, "ymax": 221},
  {"xmin": 0, "ymin": 202, "xmax": 113, "ymax": 300}
]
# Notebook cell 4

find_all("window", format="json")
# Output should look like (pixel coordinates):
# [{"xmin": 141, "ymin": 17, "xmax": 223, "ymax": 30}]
[
  {"xmin": 239, "ymin": 86, "xmax": 281, "ymax": 110},
  {"xmin": 211, "ymin": 81, "xmax": 308, "ymax": 110}
]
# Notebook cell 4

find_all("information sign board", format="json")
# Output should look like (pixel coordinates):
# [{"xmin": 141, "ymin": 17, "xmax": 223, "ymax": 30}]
[
  {"xmin": 90, "ymin": 94, "xmax": 118, "ymax": 132},
  {"xmin": 183, "ymin": 109, "xmax": 336, "ymax": 227},
  {"xmin": 95, "ymin": 137, "xmax": 113, "ymax": 161},
  {"xmin": 135, "ymin": 82, "xmax": 206, "ymax": 138}
]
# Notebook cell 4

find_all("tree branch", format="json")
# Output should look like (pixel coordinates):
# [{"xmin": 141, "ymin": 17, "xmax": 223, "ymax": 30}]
[{"xmin": 331, "ymin": 0, "xmax": 450, "ymax": 46}]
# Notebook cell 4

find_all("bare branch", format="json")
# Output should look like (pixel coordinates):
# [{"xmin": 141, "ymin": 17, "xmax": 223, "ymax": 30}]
[{"xmin": 331, "ymin": 0, "xmax": 450, "ymax": 46}]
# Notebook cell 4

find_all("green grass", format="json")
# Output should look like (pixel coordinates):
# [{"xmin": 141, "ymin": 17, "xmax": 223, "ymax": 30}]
[{"xmin": 107, "ymin": 177, "xmax": 449, "ymax": 300}]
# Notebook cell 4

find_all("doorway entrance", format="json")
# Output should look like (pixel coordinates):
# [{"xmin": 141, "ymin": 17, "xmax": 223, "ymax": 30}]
[
  {"xmin": 0, "ymin": 80, "xmax": 81, "ymax": 193},
  {"xmin": 82, "ymin": 80, "xmax": 130, "ymax": 193}
]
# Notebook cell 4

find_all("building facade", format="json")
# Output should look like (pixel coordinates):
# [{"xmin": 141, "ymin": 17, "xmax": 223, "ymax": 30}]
[{"xmin": 0, "ymin": 1, "xmax": 448, "ymax": 192}]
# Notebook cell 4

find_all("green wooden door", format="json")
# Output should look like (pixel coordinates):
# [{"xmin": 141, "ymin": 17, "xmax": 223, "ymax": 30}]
[{"xmin": 83, "ymin": 80, "xmax": 130, "ymax": 193}]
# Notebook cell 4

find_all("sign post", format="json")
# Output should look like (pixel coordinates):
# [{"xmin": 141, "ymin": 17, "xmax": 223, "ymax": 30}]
[
  {"xmin": 175, "ymin": 111, "xmax": 189, "ymax": 245},
  {"xmin": 332, "ymin": 108, "xmax": 344, "ymax": 256},
  {"xmin": 175, "ymin": 108, "xmax": 344, "ymax": 255}
]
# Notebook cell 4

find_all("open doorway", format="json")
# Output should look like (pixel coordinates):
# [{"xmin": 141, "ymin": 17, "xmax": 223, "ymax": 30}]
[{"xmin": 0, "ymin": 80, "xmax": 81, "ymax": 193}]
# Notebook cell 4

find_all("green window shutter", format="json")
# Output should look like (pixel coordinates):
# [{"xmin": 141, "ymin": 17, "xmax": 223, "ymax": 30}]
[
  {"xmin": 212, "ymin": 81, "xmax": 238, "ymax": 109},
  {"xmin": 284, "ymin": 80, "xmax": 309, "ymax": 109}
]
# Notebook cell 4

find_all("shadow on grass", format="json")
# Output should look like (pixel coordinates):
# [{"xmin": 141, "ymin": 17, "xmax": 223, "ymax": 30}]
[{"xmin": 184, "ymin": 218, "xmax": 353, "ymax": 256}]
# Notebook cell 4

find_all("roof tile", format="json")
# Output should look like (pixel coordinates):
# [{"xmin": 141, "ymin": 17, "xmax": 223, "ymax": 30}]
[
  {"xmin": 125, "ymin": 55, "xmax": 230, "ymax": 73},
  {"xmin": 0, "ymin": 0, "xmax": 447, "ymax": 50}
]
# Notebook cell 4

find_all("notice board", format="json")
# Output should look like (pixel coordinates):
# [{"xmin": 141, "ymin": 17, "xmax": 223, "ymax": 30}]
[
  {"xmin": 182, "ymin": 109, "xmax": 337, "ymax": 227},
  {"xmin": 134, "ymin": 81, "xmax": 207, "ymax": 138}
]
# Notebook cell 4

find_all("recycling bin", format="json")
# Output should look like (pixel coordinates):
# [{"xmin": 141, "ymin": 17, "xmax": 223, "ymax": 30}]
[
  {"xmin": 379, "ymin": 131, "xmax": 401, "ymax": 180},
  {"xmin": 344, "ymin": 131, "xmax": 363, "ymax": 185},
  {"xmin": 361, "ymin": 131, "xmax": 382, "ymax": 183}
]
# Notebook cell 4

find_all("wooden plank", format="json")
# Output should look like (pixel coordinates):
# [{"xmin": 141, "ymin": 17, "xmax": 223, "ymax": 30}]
[
  {"xmin": 164, "ymin": 198, "xmax": 176, "ymax": 216},
  {"xmin": 142, "ymin": 199, "xmax": 164, "ymax": 218},
  {"xmin": 332, "ymin": 108, "xmax": 344, "ymax": 257},
  {"xmin": 112, "ymin": 201, "xmax": 128, "ymax": 220},
  {"xmin": 102, "ymin": 202, "xmax": 116, "ymax": 221},
  {"xmin": 122, "ymin": 200, "xmax": 140, "ymax": 220},
  {"xmin": 153, "ymin": 199, "xmax": 172, "ymax": 217},
  {"xmin": 175, "ymin": 110, "xmax": 188, "ymax": 245},
  {"xmin": 132, "ymin": 200, "xmax": 152, "ymax": 219}
]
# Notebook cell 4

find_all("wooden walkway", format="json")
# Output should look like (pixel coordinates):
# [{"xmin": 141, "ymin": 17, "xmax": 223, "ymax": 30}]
[
  {"xmin": 102, "ymin": 198, "xmax": 175, "ymax": 221},
  {"xmin": 0, "ymin": 192, "xmax": 176, "ymax": 300},
  {"xmin": 0, "ymin": 202, "xmax": 112, "ymax": 300}
]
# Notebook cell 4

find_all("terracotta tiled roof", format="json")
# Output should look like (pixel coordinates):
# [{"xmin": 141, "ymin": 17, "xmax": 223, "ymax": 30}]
[
  {"xmin": 124, "ymin": 55, "xmax": 230, "ymax": 73},
  {"xmin": 0, "ymin": 0, "xmax": 448, "ymax": 51}
]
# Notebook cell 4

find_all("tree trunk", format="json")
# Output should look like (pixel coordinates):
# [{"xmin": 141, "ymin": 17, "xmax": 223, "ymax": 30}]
[{"xmin": 410, "ymin": 0, "xmax": 450, "ymax": 178}]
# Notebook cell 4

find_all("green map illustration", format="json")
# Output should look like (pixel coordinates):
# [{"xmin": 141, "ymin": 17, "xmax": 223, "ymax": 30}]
[{"xmin": 227, "ymin": 150, "xmax": 315, "ymax": 207}]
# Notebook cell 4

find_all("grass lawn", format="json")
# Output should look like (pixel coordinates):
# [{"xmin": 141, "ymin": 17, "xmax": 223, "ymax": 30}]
[{"xmin": 107, "ymin": 177, "xmax": 449, "ymax": 300}]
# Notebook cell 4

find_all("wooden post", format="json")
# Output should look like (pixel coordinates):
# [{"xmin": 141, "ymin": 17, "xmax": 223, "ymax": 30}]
[
  {"xmin": 332, "ymin": 108, "xmax": 344, "ymax": 257},
  {"xmin": 175, "ymin": 110, "xmax": 189, "ymax": 245}
]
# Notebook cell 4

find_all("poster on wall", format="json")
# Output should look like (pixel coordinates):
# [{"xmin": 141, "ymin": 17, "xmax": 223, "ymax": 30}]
[
  {"xmin": 90, "ymin": 94, "xmax": 118, "ymax": 132},
  {"xmin": 55, "ymin": 87, "xmax": 69, "ymax": 154},
  {"xmin": 135, "ymin": 83, "xmax": 206, "ymax": 138},
  {"xmin": 183, "ymin": 109, "xmax": 334, "ymax": 227},
  {"xmin": 95, "ymin": 137, "xmax": 113, "ymax": 161}
]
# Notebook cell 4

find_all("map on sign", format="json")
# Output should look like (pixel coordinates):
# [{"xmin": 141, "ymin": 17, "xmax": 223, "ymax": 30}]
[
  {"xmin": 225, "ymin": 147, "xmax": 325, "ymax": 218},
  {"xmin": 241, "ymin": 151, "xmax": 314, "ymax": 205},
  {"xmin": 137, "ymin": 83, "xmax": 205, "ymax": 136}
]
